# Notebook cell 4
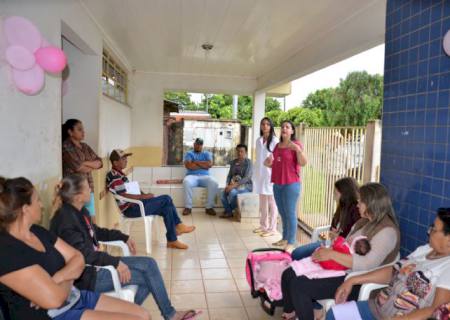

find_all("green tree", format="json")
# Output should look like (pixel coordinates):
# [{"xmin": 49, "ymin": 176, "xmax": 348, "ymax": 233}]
[
  {"xmin": 303, "ymin": 88, "xmax": 336, "ymax": 111},
  {"xmin": 301, "ymin": 71, "xmax": 383, "ymax": 126},
  {"xmin": 286, "ymin": 107, "xmax": 324, "ymax": 127},
  {"xmin": 331, "ymin": 71, "xmax": 383, "ymax": 126},
  {"xmin": 265, "ymin": 109, "xmax": 284, "ymax": 126},
  {"xmin": 202, "ymin": 94, "xmax": 233, "ymax": 119},
  {"xmin": 238, "ymin": 96, "xmax": 253, "ymax": 126},
  {"xmin": 265, "ymin": 97, "xmax": 281, "ymax": 112},
  {"xmin": 164, "ymin": 91, "xmax": 197, "ymax": 109}
]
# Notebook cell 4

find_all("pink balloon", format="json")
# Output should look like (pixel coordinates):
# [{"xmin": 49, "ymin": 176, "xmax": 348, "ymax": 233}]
[
  {"xmin": 34, "ymin": 46, "xmax": 67, "ymax": 73},
  {"xmin": 5, "ymin": 45, "xmax": 36, "ymax": 70},
  {"xmin": 12, "ymin": 65, "xmax": 45, "ymax": 95},
  {"xmin": 3, "ymin": 16, "xmax": 42, "ymax": 53}
]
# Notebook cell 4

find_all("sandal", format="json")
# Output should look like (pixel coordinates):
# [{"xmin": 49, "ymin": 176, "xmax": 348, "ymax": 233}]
[
  {"xmin": 180, "ymin": 310, "xmax": 202, "ymax": 320},
  {"xmin": 282, "ymin": 311, "xmax": 296, "ymax": 320}
]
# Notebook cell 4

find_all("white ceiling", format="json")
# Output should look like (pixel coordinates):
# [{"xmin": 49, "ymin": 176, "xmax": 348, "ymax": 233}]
[{"xmin": 81, "ymin": 0, "xmax": 386, "ymax": 89}]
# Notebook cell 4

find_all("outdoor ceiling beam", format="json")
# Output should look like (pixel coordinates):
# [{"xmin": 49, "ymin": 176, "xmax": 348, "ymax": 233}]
[{"xmin": 256, "ymin": 0, "xmax": 386, "ymax": 93}]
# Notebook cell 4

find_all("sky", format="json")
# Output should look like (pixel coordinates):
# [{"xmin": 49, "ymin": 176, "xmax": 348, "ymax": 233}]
[
  {"xmin": 189, "ymin": 44, "xmax": 385, "ymax": 110},
  {"xmin": 284, "ymin": 44, "xmax": 385, "ymax": 109}
]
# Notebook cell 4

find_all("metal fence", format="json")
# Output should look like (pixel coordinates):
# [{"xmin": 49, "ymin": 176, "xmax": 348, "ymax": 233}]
[
  {"xmin": 245, "ymin": 121, "xmax": 381, "ymax": 231},
  {"xmin": 297, "ymin": 126, "xmax": 370, "ymax": 230}
]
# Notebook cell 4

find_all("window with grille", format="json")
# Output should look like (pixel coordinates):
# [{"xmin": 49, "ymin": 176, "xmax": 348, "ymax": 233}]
[{"xmin": 102, "ymin": 50, "xmax": 128, "ymax": 104}]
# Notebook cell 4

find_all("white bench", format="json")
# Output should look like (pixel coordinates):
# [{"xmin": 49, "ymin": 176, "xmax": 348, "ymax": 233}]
[{"xmin": 131, "ymin": 166, "xmax": 229, "ymax": 208}]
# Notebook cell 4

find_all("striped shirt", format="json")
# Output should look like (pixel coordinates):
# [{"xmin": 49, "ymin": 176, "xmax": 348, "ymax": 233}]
[{"xmin": 105, "ymin": 167, "xmax": 133, "ymax": 212}]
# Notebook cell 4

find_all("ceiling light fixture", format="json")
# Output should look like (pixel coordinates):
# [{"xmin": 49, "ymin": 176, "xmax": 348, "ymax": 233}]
[{"xmin": 201, "ymin": 43, "xmax": 213, "ymax": 51}]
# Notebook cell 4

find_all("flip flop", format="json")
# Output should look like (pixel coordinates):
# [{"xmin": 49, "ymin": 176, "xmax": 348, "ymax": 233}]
[
  {"xmin": 282, "ymin": 312, "xmax": 296, "ymax": 320},
  {"xmin": 181, "ymin": 309, "xmax": 203, "ymax": 320}
]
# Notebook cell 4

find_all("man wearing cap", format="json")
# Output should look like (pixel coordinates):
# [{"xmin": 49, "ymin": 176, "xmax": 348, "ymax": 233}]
[
  {"xmin": 182, "ymin": 138, "xmax": 219, "ymax": 216},
  {"xmin": 106, "ymin": 149, "xmax": 195, "ymax": 249}
]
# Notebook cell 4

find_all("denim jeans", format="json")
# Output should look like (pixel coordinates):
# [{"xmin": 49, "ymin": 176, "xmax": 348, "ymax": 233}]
[
  {"xmin": 273, "ymin": 182, "xmax": 301, "ymax": 244},
  {"xmin": 220, "ymin": 187, "xmax": 251, "ymax": 215},
  {"xmin": 326, "ymin": 301, "xmax": 375, "ymax": 320},
  {"xmin": 183, "ymin": 175, "xmax": 219, "ymax": 209},
  {"xmin": 124, "ymin": 195, "xmax": 181, "ymax": 242},
  {"xmin": 95, "ymin": 256, "xmax": 176, "ymax": 320},
  {"xmin": 291, "ymin": 241, "xmax": 323, "ymax": 260}
]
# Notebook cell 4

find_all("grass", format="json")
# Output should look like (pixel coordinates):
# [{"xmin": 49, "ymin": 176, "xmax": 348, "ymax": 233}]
[{"xmin": 299, "ymin": 166, "xmax": 333, "ymax": 227}]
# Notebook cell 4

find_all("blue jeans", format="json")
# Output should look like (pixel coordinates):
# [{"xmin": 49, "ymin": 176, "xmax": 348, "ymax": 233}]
[
  {"xmin": 291, "ymin": 241, "xmax": 323, "ymax": 260},
  {"xmin": 95, "ymin": 256, "xmax": 176, "ymax": 320},
  {"xmin": 273, "ymin": 182, "xmax": 301, "ymax": 244},
  {"xmin": 326, "ymin": 301, "xmax": 375, "ymax": 320},
  {"xmin": 183, "ymin": 175, "xmax": 219, "ymax": 209},
  {"xmin": 221, "ymin": 187, "xmax": 251, "ymax": 215},
  {"xmin": 124, "ymin": 195, "xmax": 181, "ymax": 242}
]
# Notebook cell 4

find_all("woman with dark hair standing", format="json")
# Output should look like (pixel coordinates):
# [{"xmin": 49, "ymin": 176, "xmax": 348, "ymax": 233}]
[
  {"xmin": 265, "ymin": 120, "xmax": 307, "ymax": 252},
  {"xmin": 252, "ymin": 117, "xmax": 279, "ymax": 237},
  {"xmin": 62, "ymin": 119, "xmax": 102, "ymax": 221},
  {"xmin": 0, "ymin": 176, "xmax": 148, "ymax": 320},
  {"xmin": 291, "ymin": 177, "xmax": 360, "ymax": 260}
]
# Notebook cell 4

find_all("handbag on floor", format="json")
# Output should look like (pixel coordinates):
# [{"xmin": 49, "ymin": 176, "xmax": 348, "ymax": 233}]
[{"xmin": 245, "ymin": 248, "xmax": 292, "ymax": 315}]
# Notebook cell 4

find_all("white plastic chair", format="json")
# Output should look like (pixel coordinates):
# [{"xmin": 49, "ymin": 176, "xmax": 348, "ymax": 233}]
[
  {"xmin": 311, "ymin": 225, "xmax": 332, "ymax": 243},
  {"xmin": 95, "ymin": 241, "xmax": 138, "ymax": 302},
  {"xmin": 111, "ymin": 193, "xmax": 160, "ymax": 254},
  {"xmin": 317, "ymin": 254, "xmax": 400, "ymax": 312}
]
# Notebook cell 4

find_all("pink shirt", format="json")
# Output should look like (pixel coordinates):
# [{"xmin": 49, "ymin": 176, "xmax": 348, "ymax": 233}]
[{"xmin": 271, "ymin": 141, "xmax": 303, "ymax": 185}]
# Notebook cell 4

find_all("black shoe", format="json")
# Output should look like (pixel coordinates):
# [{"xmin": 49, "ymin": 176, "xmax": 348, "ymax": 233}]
[
  {"xmin": 205, "ymin": 208, "xmax": 217, "ymax": 216},
  {"xmin": 182, "ymin": 208, "xmax": 192, "ymax": 216},
  {"xmin": 219, "ymin": 213, "xmax": 233, "ymax": 219}
]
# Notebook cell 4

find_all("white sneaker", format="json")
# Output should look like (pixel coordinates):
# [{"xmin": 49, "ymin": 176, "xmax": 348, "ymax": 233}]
[
  {"xmin": 284, "ymin": 244, "xmax": 295, "ymax": 254},
  {"xmin": 272, "ymin": 239, "xmax": 288, "ymax": 247},
  {"xmin": 260, "ymin": 231, "xmax": 275, "ymax": 237},
  {"xmin": 253, "ymin": 227, "xmax": 265, "ymax": 234}
]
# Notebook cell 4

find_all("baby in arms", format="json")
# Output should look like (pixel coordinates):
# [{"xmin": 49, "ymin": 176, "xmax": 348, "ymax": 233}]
[{"xmin": 290, "ymin": 236, "xmax": 371, "ymax": 278}]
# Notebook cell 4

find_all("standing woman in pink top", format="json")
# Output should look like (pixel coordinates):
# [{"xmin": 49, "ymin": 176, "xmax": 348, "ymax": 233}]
[{"xmin": 265, "ymin": 120, "xmax": 307, "ymax": 252}]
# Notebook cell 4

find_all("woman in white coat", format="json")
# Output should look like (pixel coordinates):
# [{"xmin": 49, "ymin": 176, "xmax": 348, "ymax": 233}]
[{"xmin": 253, "ymin": 117, "xmax": 279, "ymax": 237}]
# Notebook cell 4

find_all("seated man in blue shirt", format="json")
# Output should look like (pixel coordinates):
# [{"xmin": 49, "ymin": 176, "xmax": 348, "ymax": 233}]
[{"xmin": 182, "ymin": 138, "xmax": 219, "ymax": 216}]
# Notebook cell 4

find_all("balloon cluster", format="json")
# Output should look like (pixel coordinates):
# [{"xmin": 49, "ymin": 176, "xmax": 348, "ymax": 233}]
[{"xmin": 3, "ymin": 16, "xmax": 67, "ymax": 95}]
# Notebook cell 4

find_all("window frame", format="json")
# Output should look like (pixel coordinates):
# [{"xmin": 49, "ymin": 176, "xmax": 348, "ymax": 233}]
[{"xmin": 102, "ymin": 50, "xmax": 128, "ymax": 105}]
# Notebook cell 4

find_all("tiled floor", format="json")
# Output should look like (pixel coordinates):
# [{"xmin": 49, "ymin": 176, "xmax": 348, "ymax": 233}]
[{"xmin": 126, "ymin": 208, "xmax": 310, "ymax": 320}]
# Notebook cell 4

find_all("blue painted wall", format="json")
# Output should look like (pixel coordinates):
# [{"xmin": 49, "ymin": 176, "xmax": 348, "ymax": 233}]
[{"xmin": 381, "ymin": 0, "xmax": 450, "ymax": 255}]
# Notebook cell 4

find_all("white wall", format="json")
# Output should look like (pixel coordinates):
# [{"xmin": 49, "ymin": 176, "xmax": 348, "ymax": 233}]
[
  {"xmin": 131, "ymin": 72, "xmax": 257, "ymax": 148},
  {"xmin": 62, "ymin": 37, "xmax": 100, "ymax": 150},
  {"xmin": 99, "ymin": 95, "xmax": 131, "ymax": 156},
  {"xmin": 0, "ymin": 0, "xmax": 124, "ymax": 183}
]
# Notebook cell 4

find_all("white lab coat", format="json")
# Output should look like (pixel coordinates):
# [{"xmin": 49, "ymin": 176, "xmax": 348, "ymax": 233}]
[{"xmin": 253, "ymin": 136, "xmax": 279, "ymax": 195}]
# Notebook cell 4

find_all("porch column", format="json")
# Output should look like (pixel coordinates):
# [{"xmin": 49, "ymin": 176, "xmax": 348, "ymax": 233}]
[{"xmin": 251, "ymin": 91, "xmax": 266, "ymax": 158}]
